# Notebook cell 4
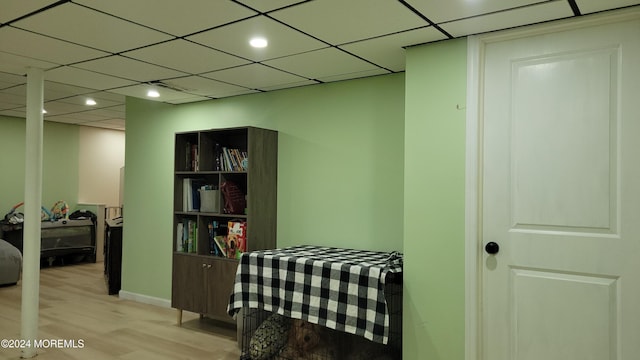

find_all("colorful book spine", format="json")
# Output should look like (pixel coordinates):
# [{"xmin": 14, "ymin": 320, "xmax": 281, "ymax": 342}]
[
  {"xmin": 226, "ymin": 221, "xmax": 247, "ymax": 259},
  {"xmin": 176, "ymin": 222, "xmax": 184, "ymax": 252}
]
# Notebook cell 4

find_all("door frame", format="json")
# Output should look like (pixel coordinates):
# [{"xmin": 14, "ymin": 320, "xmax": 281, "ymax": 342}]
[{"xmin": 463, "ymin": 8, "xmax": 640, "ymax": 360}]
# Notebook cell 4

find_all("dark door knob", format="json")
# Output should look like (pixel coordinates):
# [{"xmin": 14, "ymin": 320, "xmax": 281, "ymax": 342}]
[{"xmin": 485, "ymin": 242, "xmax": 500, "ymax": 255}]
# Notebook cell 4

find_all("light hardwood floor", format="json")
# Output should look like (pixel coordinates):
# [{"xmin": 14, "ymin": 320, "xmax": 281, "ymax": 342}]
[{"xmin": 0, "ymin": 262, "xmax": 241, "ymax": 360}]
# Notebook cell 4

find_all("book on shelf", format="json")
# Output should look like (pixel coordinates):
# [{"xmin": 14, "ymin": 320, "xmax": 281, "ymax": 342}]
[
  {"xmin": 214, "ymin": 143, "xmax": 222, "ymax": 171},
  {"xmin": 185, "ymin": 142, "xmax": 190, "ymax": 171},
  {"xmin": 213, "ymin": 235, "xmax": 227, "ymax": 258},
  {"xmin": 176, "ymin": 222, "xmax": 184, "ymax": 252},
  {"xmin": 226, "ymin": 220, "xmax": 247, "ymax": 259},
  {"xmin": 220, "ymin": 147, "xmax": 248, "ymax": 171},
  {"xmin": 207, "ymin": 220, "xmax": 233, "ymax": 257},
  {"xmin": 192, "ymin": 144, "xmax": 199, "ymax": 171},
  {"xmin": 231, "ymin": 149, "xmax": 248, "ymax": 171},
  {"xmin": 227, "ymin": 147, "xmax": 239, "ymax": 171},
  {"xmin": 182, "ymin": 178, "xmax": 208, "ymax": 212},
  {"xmin": 185, "ymin": 142, "xmax": 199, "ymax": 171},
  {"xmin": 176, "ymin": 219, "xmax": 197, "ymax": 253},
  {"xmin": 207, "ymin": 220, "xmax": 225, "ymax": 256},
  {"xmin": 187, "ymin": 220, "xmax": 196, "ymax": 253}
]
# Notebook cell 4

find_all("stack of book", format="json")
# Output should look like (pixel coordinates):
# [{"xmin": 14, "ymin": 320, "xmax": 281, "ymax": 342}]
[
  {"xmin": 176, "ymin": 219, "xmax": 197, "ymax": 253},
  {"xmin": 218, "ymin": 147, "xmax": 248, "ymax": 172},
  {"xmin": 207, "ymin": 220, "xmax": 247, "ymax": 259},
  {"xmin": 185, "ymin": 142, "xmax": 199, "ymax": 171}
]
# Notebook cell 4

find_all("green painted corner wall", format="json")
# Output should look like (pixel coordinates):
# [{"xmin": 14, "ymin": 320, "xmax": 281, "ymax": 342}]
[
  {"xmin": 0, "ymin": 116, "xmax": 80, "ymax": 212},
  {"xmin": 403, "ymin": 38, "xmax": 467, "ymax": 360},
  {"xmin": 122, "ymin": 74, "xmax": 405, "ymax": 300},
  {"xmin": 124, "ymin": 41, "xmax": 468, "ymax": 358}
]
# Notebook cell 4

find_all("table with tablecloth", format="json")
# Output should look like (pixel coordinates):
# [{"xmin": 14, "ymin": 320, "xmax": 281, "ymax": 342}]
[{"xmin": 227, "ymin": 245, "xmax": 403, "ymax": 344}]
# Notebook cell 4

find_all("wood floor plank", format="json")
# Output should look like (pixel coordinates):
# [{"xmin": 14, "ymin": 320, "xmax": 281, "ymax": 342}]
[{"xmin": 0, "ymin": 262, "xmax": 240, "ymax": 360}]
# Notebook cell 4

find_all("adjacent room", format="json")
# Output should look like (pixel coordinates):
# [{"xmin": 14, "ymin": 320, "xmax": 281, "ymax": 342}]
[{"xmin": 1, "ymin": 1, "xmax": 639, "ymax": 359}]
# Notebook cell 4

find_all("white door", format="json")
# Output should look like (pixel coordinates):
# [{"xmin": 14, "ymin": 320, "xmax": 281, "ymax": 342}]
[{"xmin": 481, "ymin": 16, "xmax": 640, "ymax": 360}]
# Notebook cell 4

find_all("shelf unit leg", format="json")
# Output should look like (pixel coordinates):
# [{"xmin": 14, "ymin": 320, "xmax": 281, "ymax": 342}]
[{"xmin": 177, "ymin": 309, "xmax": 183, "ymax": 326}]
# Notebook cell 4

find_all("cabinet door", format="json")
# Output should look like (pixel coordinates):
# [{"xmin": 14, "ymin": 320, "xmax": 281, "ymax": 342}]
[
  {"xmin": 171, "ymin": 254, "xmax": 206, "ymax": 313},
  {"xmin": 205, "ymin": 258, "xmax": 239, "ymax": 321}
]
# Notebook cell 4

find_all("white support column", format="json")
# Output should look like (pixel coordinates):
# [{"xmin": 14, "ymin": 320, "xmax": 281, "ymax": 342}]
[{"xmin": 21, "ymin": 67, "xmax": 44, "ymax": 359}]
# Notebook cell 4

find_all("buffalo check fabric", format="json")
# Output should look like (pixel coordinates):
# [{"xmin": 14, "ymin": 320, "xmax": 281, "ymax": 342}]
[{"xmin": 227, "ymin": 245, "xmax": 403, "ymax": 344}]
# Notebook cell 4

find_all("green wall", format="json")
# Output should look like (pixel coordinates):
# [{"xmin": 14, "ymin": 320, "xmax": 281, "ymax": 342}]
[
  {"xmin": 125, "ymin": 40, "xmax": 469, "ymax": 359},
  {"xmin": 0, "ymin": 116, "xmax": 80, "ymax": 213},
  {"xmin": 122, "ymin": 73, "xmax": 405, "ymax": 299},
  {"xmin": 403, "ymin": 39, "xmax": 467, "ymax": 359}
]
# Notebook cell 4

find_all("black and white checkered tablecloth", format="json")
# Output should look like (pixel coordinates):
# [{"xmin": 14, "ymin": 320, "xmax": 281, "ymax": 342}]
[{"xmin": 227, "ymin": 245, "xmax": 403, "ymax": 344}]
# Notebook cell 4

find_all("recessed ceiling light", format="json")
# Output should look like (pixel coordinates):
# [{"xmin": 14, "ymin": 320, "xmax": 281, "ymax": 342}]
[
  {"xmin": 249, "ymin": 37, "xmax": 268, "ymax": 48},
  {"xmin": 85, "ymin": 99, "xmax": 97, "ymax": 106},
  {"xmin": 147, "ymin": 89, "xmax": 160, "ymax": 98}
]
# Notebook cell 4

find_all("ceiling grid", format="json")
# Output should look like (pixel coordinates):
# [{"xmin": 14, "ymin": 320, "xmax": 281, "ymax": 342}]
[{"xmin": 0, "ymin": 0, "xmax": 637, "ymax": 130}]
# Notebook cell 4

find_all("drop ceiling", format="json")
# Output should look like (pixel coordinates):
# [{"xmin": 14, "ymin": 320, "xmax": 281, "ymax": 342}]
[{"xmin": 0, "ymin": 0, "xmax": 638, "ymax": 131}]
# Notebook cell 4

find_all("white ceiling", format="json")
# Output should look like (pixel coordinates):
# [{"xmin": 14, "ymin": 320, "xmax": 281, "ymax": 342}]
[{"xmin": 0, "ymin": 0, "xmax": 638, "ymax": 131}]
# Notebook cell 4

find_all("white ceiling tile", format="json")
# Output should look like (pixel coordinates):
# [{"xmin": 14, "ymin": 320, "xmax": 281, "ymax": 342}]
[
  {"xmin": 575, "ymin": 0, "xmax": 640, "ymax": 14},
  {"xmin": 340, "ymin": 27, "xmax": 448, "ymax": 72},
  {"xmin": 0, "ymin": 72, "xmax": 26, "ymax": 88},
  {"xmin": 10, "ymin": 105, "xmax": 85, "ymax": 120},
  {"xmin": 12, "ymin": 2, "xmax": 172, "ymax": 53},
  {"xmin": 0, "ymin": 109, "xmax": 25, "ymax": 117},
  {"xmin": 81, "ymin": 119, "xmax": 125, "ymax": 131},
  {"xmin": 109, "ymin": 84, "xmax": 191, "ymax": 102},
  {"xmin": 64, "ymin": 92, "xmax": 126, "ymax": 109},
  {"xmin": 0, "ymin": 26, "xmax": 109, "ymax": 66},
  {"xmin": 83, "ymin": 106, "xmax": 125, "ymax": 118},
  {"xmin": 202, "ymin": 63, "xmax": 309, "ymax": 90},
  {"xmin": 260, "ymin": 79, "xmax": 319, "ymax": 92},
  {"xmin": 88, "ymin": 92, "xmax": 125, "ymax": 104},
  {"xmin": 48, "ymin": 111, "xmax": 112, "ymax": 122},
  {"xmin": 165, "ymin": 96, "xmax": 215, "ymax": 105},
  {"xmin": 0, "ymin": 51, "xmax": 59, "ymax": 75},
  {"xmin": 320, "ymin": 69, "xmax": 390, "ymax": 83},
  {"xmin": 0, "ymin": 84, "xmax": 25, "ymax": 97},
  {"xmin": 1, "ymin": 0, "xmax": 634, "ymax": 126},
  {"xmin": 57, "ymin": 94, "xmax": 122, "ymax": 109},
  {"xmin": 44, "ymin": 81, "xmax": 96, "ymax": 101},
  {"xmin": 41, "ymin": 101, "xmax": 88, "ymax": 116},
  {"xmin": 161, "ymin": 76, "xmax": 254, "ymax": 98},
  {"xmin": 0, "ymin": 0, "xmax": 59, "ymax": 23},
  {"xmin": 0, "ymin": 90, "xmax": 26, "ymax": 107},
  {"xmin": 187, "ymin": 16, "xmax": 327, "ymax": 61},
  {"xmin": 0, "ymin": 102, "xmax": 21, "ymax": 111},
  {"xmin": 98, "ymin": 118, "xmax": 126, "ymax": 126},
  {"xmin": 73, "ymin": 55, "xmax": 188, "ymax": 82},
  {"xmin": 43, "ymin": 115, "xmax": 80, "ymax": 124},
  {"xmin": 75, "ymin": 0, "xmax": 257, "ymax": 37},
  {"xmin": 235, "ymin": 0, "xmax": 305, "ymax": 13},
  {"xmin": 405, "ymin": 0, "xmax": 549, "ymax": 24},
  {"xmin": 102, "ymin": 104, "xmax": 125, "ymax": 113},
  {"xmin": 441, "ymin": 1, "xmax": 574, "ymax": 37},
  {"xmin": 263, "ymin": 48, "xmax": 382, "ymax": 80},
  {"xmin": 45, "ymin": 66, "xmax": 137, "ymax": 90},
  {"xmin": 270, "ymin": 0, "xmax": 428, "ymax": 44},
  {"xmin": 123, "ymin": 40, "xmax": 250, "ymax": 74}
]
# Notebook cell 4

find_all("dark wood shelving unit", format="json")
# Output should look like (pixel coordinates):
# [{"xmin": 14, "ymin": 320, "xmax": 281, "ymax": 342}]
[{"xmin": 171, "ymin": 126, "xmax": 277, "ymax": 325}]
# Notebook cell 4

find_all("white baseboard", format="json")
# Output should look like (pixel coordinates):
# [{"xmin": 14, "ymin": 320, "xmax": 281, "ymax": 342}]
[{"xmin": 118, "ymin": 290, "xmax": 172, "ymax": 308}]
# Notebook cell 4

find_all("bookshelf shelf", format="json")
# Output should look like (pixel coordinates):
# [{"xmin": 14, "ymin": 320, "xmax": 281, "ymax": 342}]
[{"xmin": 171, "ymin": 126, "xmax": 277, "ymax": 325}]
